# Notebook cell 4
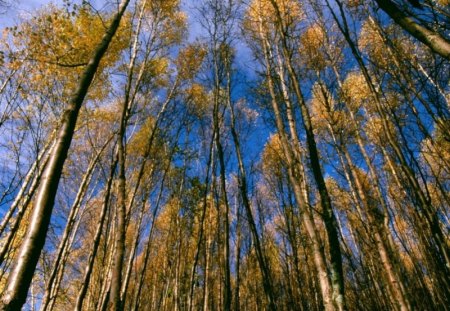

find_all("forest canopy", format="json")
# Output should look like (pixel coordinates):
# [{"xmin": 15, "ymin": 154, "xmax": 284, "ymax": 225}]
[{"xmin": 0, "ymin": 0, "xmax": 448, "ymax": 310}]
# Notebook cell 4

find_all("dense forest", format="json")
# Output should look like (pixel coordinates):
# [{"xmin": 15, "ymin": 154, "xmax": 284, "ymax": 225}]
[{"xmin": 0, "ymin": 0, "xmax": 448, "ymax": 310}]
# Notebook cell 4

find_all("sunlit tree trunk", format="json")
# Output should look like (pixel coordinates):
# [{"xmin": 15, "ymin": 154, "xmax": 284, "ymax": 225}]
[
  {"xmin": 40, "ymin": 137, "xmax": 112, "ymax": 311},
  {"xmin": 256, "ymin": 21, "xmax": 334, "ymax": 310},
  {"xmin": 266, "ymin": 2, "xmax": 347, "ymax": 309},
  {"xmin": 74, "ymin": 156, "xmax": 118, "ymax": 311}
]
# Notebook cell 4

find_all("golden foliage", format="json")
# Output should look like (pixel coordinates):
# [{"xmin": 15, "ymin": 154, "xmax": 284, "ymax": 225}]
[
  {"xmin": 310, "ymin": 83, "xmax": 348, "ymax": 137},
  {"xmin": 128, "ymin": 116, "xmax": 158, "ymax": 157},
  {"xmin": 345, "ymin": 0, "xmax": 363, "ymax": 8},
  {"xmin": 341, "ymin": 72, "xmax": 371, "ymax": 111},
  {"xmin": 143, "ymin": 0, "xmax": 186, "ymax": 47},
  {"xmin": 421, "ymin": 124, "xmax": 450, "ymax": 181},
  {"xmin": 364, "ymin": 116, "xmax": 396, "ymax": 144},
  {"xmin": 142, "ymin": 57, "xmax": 170, "ymax": 87},
  {"xmin": 159, "ymin": 11, "xmax": 187, "ymax": 46},
  {"xmin": 261, "ymin": 134, "xmax": 285, "ymax": 178},
  {"xmin": 359, "ymin": 19, "xmax": 387, "ymax": 66},
  {"xmin": 244, "ymin": 0, "xmax": 303, "ymax": 35},
  {"xmin": 6, "ymin": 5, "xmax": 131, "ymax": 101},
  {"xmin": 300, "ymin": 24, "xmax": 327, "ymax": 70},
  {"xmin": 154, "ymin": 197, "xmax": 180, "ymax": 233},
  {"xmin": 325, "ymin": 177, "xmax": 353, "ymax": 212},
  {"xmin": 185, "ymin": 83, "xmax": 209, "ymax": 116},
  {"xmin": 359, "ymin": 18, "xmax": 416, "ymax": 67},
  {"xmin": 310, "ymin": 83, "xmax": 333, "ymax": 125},
  {"xmin": 176, "ymin": 43, "xmax": 207, "ymax": 80}
]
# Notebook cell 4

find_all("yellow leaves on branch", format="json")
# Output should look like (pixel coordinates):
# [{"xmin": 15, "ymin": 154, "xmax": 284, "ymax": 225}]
[
  {"xmin": 244, "ymin": 0, "xmax": 303, "ymax": 35},
  {"xmin": 144, "ymin": 0, "xmax": 187, "ymax": 47},
  {"xmin": 154, "ymin": 197, "xmax": 180, "ymax": 233},
  {"xmin": 310, "ymin": 83, "xmax": 349, "ymax": 137},
  {"xmin": 359, "ymin": 18, "xmax": 416, "ymax": 67},
  {"xmin": 433, "ymin": 0, "xmax": 449, "ymax": 5},
  {"xmin": 359, "ymin": 19, "xmax": 388, "ymax": 67},
  {"xmin": 310, "ymin": 83, "xmax": 334, "ymax": 127},
  {"xmin": 261, "ymin": 134, "xmax": 285, "ymax": 178},
  {"xmin": 345, "ymin": 0, "xmax": 363, "ymax": 8},
  {"xmin": 300, "ymin": 24, "xmax": 327, "ymax": 70},
  {"xmin": 159, "ymin": 11, "xmax": 187, "ymax": 47},
  {"xmin": 142, "ymin": 57, "xmax": 170, "ymax": 87},
  {"xmin": 364, "ymin": 116, "xmax": 395, "ymax": 145},
  {"xmin": 325, "ymin": 177, "xmax": 352, "ymax": 212},
  {"xmin": 420, "ymin": 125, "xmax": 450, "ymax": 182},
  {"xmin": 341, "ymin": 72, "xmax": 371, "ymax": 111},
  {"xmin": 144, "ymin": 0, "xmax": 180, "ymax": 17},
  {"xmin": 6, "ymin": 5, "xmax": 131, "ymax": 101},
  {"xmin": 127, "ymin": 116, "xmax": 158, "ymax": 158},
  {"xmin": 185, "ymin": 83, "xmax": 209, "ymax": 116},
  {"xmin": 175, "ymin": 43, "xmax": 207, "ymax": 80}
]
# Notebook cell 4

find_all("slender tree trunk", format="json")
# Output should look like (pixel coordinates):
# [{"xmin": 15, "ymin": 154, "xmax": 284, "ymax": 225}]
[
  {"xmin": 211, "ymin": 55, "xmax": 232, "ymax": 311},
  {"xmin": 266, "ymin": 2, "xmax": 347, "ymax": 309},
  {"xmin": 0, "ymin": 135, "xmax": 53, "ymax": 238},
  {"xmin": 74, "ymin": 156, "xmax": 118, "ymax": 311},
  {"xmin": 188, "ymin": 134, "xmax": 215, "ymax": 311},
  {"xmin": 225, "ymin": 62, "xmax": 277, "ymax": 310},
  {"xmin": 234, "ymin": 200, "xmax": 241, "ymax": 311},
  {"xmin": 329, "ymin": 0, "xmax": 450, "ymax": 273},
  {"xmin": 202, "ymin": 206, "xmax": 212, "ymax": 311},
  {"xmin": 255, "ymin": 14, "xmax": 337, "ymax": 310},
  {"xmin": 40, "ymin": 137, "xmax": 111, "ymax": 311},
  {"xmin": 131, "ymin": 159, "xmax": 172, "ymax": 311},
  {"xmin": 0, "ymin": 151, "xmax": 52, "ymax": 267}
]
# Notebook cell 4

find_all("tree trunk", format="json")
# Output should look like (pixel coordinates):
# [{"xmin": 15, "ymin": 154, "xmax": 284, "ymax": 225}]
[{"xmin": 74, "ymin": 156, "xmax": 117, "ymax": 311}]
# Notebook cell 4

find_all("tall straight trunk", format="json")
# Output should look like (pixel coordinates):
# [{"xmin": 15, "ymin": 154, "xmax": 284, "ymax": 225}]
[
  {"xmin": 202, "ymin": 206, "xmax": 213, "ymax": 311},
  {"xmin": 366, "ymin": 15, "xmax": 449, "ymax": 136},
  {"xmin": 267, "ymin": 2, "xmax": 347, "ymax": 309},
  {"xmin": 108, "ymin": 7, "xmax": 143, "ymax": 307},
  {"xmin": 234, "ymin": 200, "xmax": 241, "ymax": 311},
  {"xmin": 211, "ymin": 55, "xmax": 232, "ymax": 311},
  {"xmin": 188, "ymin": 133, "xmax": 215, "ymax": 311},
  {"xmin": 0, "ymin": 151, "xmax": 52, "ymax": 267},
  {"xmin": 74, "ymin": 156, "xmax": 118, "ymax": 311},
  {"xmin": 40, "ymin": 137, "xmax": 111, "ymax": 311},
  {"xmin": 327, "ymin": 121, "xmax": 410, "ymax": 311},
  {"xmin": 256, "ymin": 18, "xmax": 334, "ymax": 310},
  {"xmin": 109, "ymin": 134, "xmax": 126, "ymax": 311},
  {"xmin": 131, "ymin": 158, "xmax": 172, "ymax": 311},
  {"xmin": 0, "ymin": 135, "xmax": 54, "ymax": 238},
  {"xmin": 119, "ymin": 198, "xmax": 145, "ymax": 305},
  {"xmin": 47, "ymin": 200, "xmax": 87, "ymax": 311},
  {"xmin": 0, "ymin": 1, "xmax": 130, "ymax": 309},
  {"xmin": 225, "ymin": 61, "xmax": 277, "ymax": 310},
  {"xmin": 313, "ymin": 76, "xmax": 410, "ymax": 310},
  {"xmin": 173, "ymin": 216, "xmax": 182, "ymax": 311},
  {"xmin": 282, "ymin": 200, "xmax": 308, "ymax": 310}
]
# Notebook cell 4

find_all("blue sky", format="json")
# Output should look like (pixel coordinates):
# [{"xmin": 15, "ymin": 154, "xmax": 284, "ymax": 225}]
[{"xmin": 1, "ymin": 0, "xmax": 53, "ymax": 27}]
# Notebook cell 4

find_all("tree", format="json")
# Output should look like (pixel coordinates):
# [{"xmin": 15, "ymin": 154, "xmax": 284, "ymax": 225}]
[{"xmin": 0, "ymin": 1, "xmax": 131, "ymax": 309}]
